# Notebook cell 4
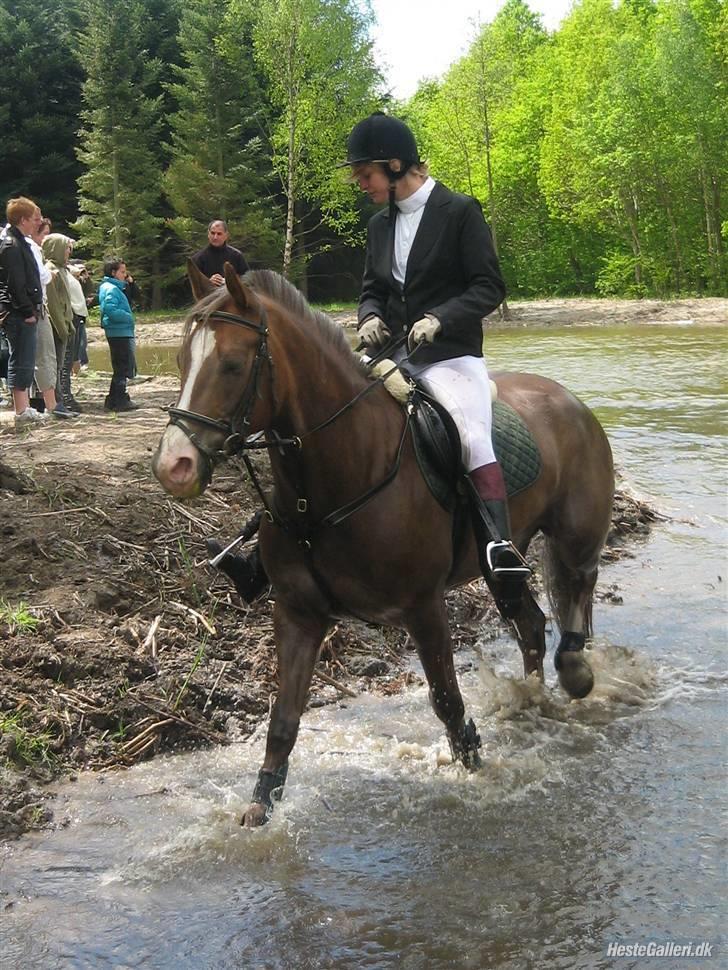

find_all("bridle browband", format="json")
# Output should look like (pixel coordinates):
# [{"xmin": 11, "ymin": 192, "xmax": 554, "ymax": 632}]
[{"xmin": 163, "ymin": 309, "xmax": 414, "ymax": 540}]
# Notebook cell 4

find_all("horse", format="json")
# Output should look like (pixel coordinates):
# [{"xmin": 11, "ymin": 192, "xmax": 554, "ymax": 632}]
[{"xmin": 152, "ymin": 262, "xmax": 614, "ymax": 827}]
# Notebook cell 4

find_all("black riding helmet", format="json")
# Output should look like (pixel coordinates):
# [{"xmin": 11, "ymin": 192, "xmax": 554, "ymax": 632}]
[{"xmin": 341, "ymin": 111, "xmax": 421, "ymax": 179}]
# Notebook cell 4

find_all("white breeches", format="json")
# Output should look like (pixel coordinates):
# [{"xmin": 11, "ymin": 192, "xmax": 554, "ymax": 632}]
[{"xmin": 398, "ymin": 351, "xmax": 496, "ymax": 471}]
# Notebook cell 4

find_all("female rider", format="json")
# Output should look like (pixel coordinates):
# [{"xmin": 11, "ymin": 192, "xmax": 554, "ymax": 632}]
[
  {"xmin": 209, "ymin": 112, "xmax": 530, "ymax": 607},
  {"xmin": 349, "ymin": 112, "xmax": 530, "ymax": 604}
]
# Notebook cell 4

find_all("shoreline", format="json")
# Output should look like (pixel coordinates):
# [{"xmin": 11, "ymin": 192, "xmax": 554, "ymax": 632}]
[{"xmin": 83, "ymin": 295, "xmax": 727, "ymax": 348}]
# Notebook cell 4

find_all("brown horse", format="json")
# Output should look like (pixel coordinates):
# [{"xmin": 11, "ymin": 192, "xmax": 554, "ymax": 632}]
[{"xmin": 152, "ymin": 262, "xmax": 614, "ymax": 827}]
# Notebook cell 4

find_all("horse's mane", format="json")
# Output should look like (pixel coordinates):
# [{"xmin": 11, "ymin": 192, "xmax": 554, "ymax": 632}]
[{"xmin": 184, "ymin": 269, "xmax": 368, "ymax": 377}]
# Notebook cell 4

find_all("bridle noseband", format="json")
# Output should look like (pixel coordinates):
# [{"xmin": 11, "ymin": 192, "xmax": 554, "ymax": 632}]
[{"xmin": 165, "ymin": 308, "xmax": 273, "ymax": 477}]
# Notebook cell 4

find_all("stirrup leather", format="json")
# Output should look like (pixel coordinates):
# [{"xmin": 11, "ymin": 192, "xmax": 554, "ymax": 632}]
[{"xmin": 485, "ymin": 540, "xmax": 531, "ymax": 578}]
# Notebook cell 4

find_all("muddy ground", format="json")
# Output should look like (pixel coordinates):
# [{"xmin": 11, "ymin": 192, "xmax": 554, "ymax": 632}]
[{"xmin": 0, "ymin": 296, "xmax": 693, "ymax": 839}]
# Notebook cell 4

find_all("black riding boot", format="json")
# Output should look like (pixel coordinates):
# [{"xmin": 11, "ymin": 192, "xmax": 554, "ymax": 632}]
[
  {"xmin": 468, "ymin": 462, "xmax": 530, "ymax": 618},
  {"xmin": 206, "ymin": 539, "xmax": 269, "ymax": 603}
]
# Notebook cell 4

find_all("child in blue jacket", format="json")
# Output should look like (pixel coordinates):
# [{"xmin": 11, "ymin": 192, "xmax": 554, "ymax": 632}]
[{"xmin": 98, "ymin": 258, "xmax": 137, "ymax": 411}]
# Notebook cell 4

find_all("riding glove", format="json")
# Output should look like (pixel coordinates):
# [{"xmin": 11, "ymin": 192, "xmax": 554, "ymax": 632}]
[
  {"xmin": 358, "ymin": 315, "xmax": 390, "ymax": 348},
  {"xmin": 408, "ymin": 314, "xmax": 441, "ymax": 350}
]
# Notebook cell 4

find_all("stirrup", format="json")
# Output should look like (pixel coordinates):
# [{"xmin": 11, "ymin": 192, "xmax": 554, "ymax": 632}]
[{"xmin": 486, "ymin": 540, "xmax": 531, "ymax": 579}]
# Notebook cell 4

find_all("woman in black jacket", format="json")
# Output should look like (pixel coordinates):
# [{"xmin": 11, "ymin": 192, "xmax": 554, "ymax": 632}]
[{"xmin": 349, "ymin": 112, "xmax": 529, "ymax": 594}]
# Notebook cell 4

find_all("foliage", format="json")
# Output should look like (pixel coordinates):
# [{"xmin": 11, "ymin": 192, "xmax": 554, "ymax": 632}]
[
  {"xmin": 0, "ymin": 711, "xmax": 57, "ymax": 770},
  {"xmin": 244, "ymin": 0, "xmax": 383, "ymax": 278},
  {"xmin": 0, "ymin": 0, "xmax": 84, "ymax": 229},
  {"xmin": 164, "ymin": 0, "xmax": 282, "ymax": 282},
  {"xmin": 0, "ymin": 598, "xmax": 41, "ymax": 634},
  {"xmin": 0, "ymin": 0, "xmax": 724, "ymax": 299}
]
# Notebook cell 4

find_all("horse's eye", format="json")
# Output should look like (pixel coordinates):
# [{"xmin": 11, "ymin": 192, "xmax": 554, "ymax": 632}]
[{"xmin": 220, "ymin": 359, "xmax": 244, "ymax": 377}]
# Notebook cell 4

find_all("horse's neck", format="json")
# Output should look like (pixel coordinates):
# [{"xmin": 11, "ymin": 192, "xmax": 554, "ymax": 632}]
[
  {"xmin": 268, "ymin": 327, "xmax": 403, "ymax": 506},
  {"xmin": 272, "ymin": 328, "xmax": 370, "ymax": 436}
]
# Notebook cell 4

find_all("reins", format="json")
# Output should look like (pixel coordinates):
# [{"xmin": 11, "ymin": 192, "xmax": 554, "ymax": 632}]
[{"xmin": 164, "ymin": 307, "xmax": 420, "ymax": 544}]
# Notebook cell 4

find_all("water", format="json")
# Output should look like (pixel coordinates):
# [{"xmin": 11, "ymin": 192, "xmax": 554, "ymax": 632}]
[{"xmin": 3, "ymin": 323, "xmax": 726, "ymax": 969}]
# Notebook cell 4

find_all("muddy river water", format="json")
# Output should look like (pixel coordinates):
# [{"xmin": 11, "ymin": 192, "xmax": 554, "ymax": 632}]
[{"xmin": 2, "ymin": 322, "xmax": 726, "ymax": 968}]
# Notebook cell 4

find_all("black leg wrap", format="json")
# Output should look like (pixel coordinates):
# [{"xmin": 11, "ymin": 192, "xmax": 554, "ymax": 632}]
[
  {"xmin": 554, "ymin": 631, "xmax": 586, "ymax": 667},
  {"xmin": 449, "ymin": 718, "xmax": 482, "ymax": 771},
  {"xmin": 554, "ymin": 631, "xmax": 593, "ymax": 699},
  {"xmin": 251, "ymin": 762, "xmax": 289, "ymax": 814}
]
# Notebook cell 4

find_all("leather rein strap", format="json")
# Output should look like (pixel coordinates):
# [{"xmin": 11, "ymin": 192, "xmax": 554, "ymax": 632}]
[{"xmin": 163, "ymin": 312, "xmax": 413, "ymax": 541}]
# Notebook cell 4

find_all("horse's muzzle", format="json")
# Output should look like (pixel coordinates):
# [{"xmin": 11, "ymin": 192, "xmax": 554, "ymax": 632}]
[{"xmin": 151, "ymin": 425, "xmax": 211, "ymax": 498}]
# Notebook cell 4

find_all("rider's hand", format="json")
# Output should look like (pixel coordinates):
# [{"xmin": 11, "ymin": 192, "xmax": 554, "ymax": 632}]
[
  {"xmin": 408, "ymin": 314, "xmax": 441, "ymax": 351},
  {"xmin": 23, "ymin": 315, "xmax": 37, "ymax": 325},
  {"xmin": 210, "ymin": 273, "xmax": 225, "ymax": 287},
  {"xmin": 358, "ymin": 315, "xmax": 390, "ymax": 348}
]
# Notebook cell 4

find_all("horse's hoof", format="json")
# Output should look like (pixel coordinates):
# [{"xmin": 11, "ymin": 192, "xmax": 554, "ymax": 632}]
[
  {"xmin": 556, "ymin": 651, "xmax": 594, "ymax": 699},
  {"xmin": 241, "ymin": 802, "xmax": 270, "ymax": 828},
  {"xmin": 451, "ymin": 717, "xmax": 482, "ymax": 770}
]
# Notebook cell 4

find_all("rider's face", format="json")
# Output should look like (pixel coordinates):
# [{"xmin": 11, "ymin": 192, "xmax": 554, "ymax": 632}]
[{"xmin": 353, "ymin": 164, "xmax": 391, "ymax": 205}]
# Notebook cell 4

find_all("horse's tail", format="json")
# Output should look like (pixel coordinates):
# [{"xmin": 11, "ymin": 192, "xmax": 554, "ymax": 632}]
[{"xmin": 541, "ymin": 536, "xmax": 594, "ymax": 638}]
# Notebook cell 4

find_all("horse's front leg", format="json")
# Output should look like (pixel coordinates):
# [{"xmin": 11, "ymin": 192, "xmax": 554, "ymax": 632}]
[
  {"xmin": 405, "ymin": 599, "xmax": 481, "ymax": 770},
  {"xmin": 242, "ymin": 601, "xmax": 329, "ymax": 827}
]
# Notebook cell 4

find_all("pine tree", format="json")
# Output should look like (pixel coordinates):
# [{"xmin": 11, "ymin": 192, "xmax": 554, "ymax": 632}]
[
  {"xmin": 164, "ymin": 0, "xmax": 282, "ymax": 277},
  {"xmin": 74, "ymin": 0, "xmax": 165, "ymax": 295},
  {"xmin": 0, "ymin": 0, "xmax": 83, "ymax": 227}
]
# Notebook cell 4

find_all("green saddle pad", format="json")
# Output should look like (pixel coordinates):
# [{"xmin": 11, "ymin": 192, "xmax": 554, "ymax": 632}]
[{"xmin": 492, "ymin": 399, "xmax": 542, "ymax": 497}]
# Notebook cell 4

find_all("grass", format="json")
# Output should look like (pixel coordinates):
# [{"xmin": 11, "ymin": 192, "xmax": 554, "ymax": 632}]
[
  {"xmin": 0, "ymin": 711, "xmax": 57, "ymax": 770},
  {"xmin": 172, "ymin": 598, "xmax": 219, "ymax": 712},
  {"xmin": 0, "ymin": 599, "xmax": 41, "ymax": 634}
]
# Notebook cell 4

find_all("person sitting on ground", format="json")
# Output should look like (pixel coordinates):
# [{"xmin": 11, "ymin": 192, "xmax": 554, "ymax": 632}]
[
  {"xmin": 0, "ymin": 196, "xmax": 48, "ymax": 426},
  {"xmin": 42, "ymin": 233, "xmax": 78, "ymax": 415},
  {"xmin": 28, "ymin": 211, "xmax": 76, "ymax": 418},
  {"xmin": 191, "ymin": 220, "xmax": 249, "ymax": 288},
  {"xmin": 98, "ymin": 258, "xmax": 138, "ymax": 412}
]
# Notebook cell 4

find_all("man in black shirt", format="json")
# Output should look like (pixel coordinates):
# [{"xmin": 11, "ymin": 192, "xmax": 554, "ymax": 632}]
[{"xmin": 191, "ymin": 220, "xmax": 249, "ymax": 287}]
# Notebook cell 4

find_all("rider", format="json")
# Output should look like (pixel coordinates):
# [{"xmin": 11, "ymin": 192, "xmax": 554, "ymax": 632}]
[{"xmin": 209, "ymin": 111, "xmax": 530, "ymax": 607}]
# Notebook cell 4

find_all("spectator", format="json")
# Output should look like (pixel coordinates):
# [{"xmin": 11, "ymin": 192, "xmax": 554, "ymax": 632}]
[
  {"xmin": 98, "ymin": 257, "xmax": 138, "ymax": 411},
  {"xmin": 65, "ymin": 259, "xmax": 90, "ymax": 407},
  {"xmin": 28, "ymin": 211, "xmax": 76, "ymax": 418},
  {"xmin": 42, "ymin": 233, "xmax": 77, "ymax": 415},
  {"xmin": 68, "ymin": 260, "xmax": 90, "ymax": 367},
  {"xmin": 0, "ymin": 196, "xmax": 47, "ymax": 425},
  {"xmin": 191, "ymin": 220, "xmax": 249, "ymax": 287}
]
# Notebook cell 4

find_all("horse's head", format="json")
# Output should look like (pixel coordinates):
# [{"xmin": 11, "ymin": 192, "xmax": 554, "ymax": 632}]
[{"xmin": 152, "ymin": 260, "xmax": 272, "ymax": 498}]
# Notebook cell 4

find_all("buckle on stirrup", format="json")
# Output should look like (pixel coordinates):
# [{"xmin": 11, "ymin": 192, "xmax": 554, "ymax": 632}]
[{"xmin": 486, "ymin": 540, "xmax": 531, "ymax": 578}]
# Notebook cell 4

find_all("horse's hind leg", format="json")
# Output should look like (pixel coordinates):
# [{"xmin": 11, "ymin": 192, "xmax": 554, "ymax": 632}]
[
  {"xmin": 405, "ymin": 600, "xmax": 481, "ymax": 769},
  {"xmin": 242, "ymin": 601, "xmax": 329, "ymax": 827}
]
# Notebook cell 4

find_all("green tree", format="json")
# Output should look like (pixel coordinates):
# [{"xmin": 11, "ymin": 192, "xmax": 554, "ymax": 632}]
[
  {"xmin": 74, "ymin": 0, "xmax": 165, "ymax": 299},
  {"xmin": 0, "ymin": 0, "xmax": 83, "ymax": 227},
  {"xmin": 244, "ymin": 0, "xmax": 382, "ymax": 281},
  {"xmin": 164, "ymin": 0, "xmax": 282, "ymax": 279}
]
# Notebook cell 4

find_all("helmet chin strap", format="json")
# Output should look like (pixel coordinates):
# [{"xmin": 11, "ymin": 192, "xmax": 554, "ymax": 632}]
[{"xmin": 388, "ymin": 181, "xmax": 397, "ymax": 221}]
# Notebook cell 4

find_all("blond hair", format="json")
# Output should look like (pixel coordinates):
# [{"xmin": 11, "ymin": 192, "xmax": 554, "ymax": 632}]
[{"xmin": 6, "ymin": 196, "xmax": 38, "ymax": 226}]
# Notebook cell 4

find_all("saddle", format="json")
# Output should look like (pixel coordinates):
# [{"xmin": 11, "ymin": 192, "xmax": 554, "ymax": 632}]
[{"xmin": 410, "ymin": 386, "xmax": 542, "ymax": 513}]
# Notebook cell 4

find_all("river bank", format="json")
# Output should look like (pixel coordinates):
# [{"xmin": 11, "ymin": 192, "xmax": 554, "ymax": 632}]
[
  {"xmin": 86, "ymin": 294, "xmax": 728, "ymax": 348},
  {"xmin": 0, "ymin": 296, "xmax": 709, "ymax": 839}
]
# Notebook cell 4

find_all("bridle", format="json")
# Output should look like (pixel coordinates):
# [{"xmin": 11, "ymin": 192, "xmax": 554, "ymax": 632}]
[
  {"xmin": 163, "ymin": 307, "xmax": 416, "ymax": 541},
  {"xmin": 165, "ymin": 308, "xmax": 273, "ymax": 480}
]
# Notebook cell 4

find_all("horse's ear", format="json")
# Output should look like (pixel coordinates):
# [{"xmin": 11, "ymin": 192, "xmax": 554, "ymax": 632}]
[
  {"xmin": 224, "ymin": 261, "xmax": 253, "ymax": 311},
  {"xmin": 187, "ymin": 259, "xmax": 216, "ymax": 302}
]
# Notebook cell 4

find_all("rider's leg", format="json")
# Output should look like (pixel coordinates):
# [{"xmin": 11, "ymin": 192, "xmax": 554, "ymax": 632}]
[{"xmin": 407, "ymin": 355, "xmax": 531, "ymax": 598}]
